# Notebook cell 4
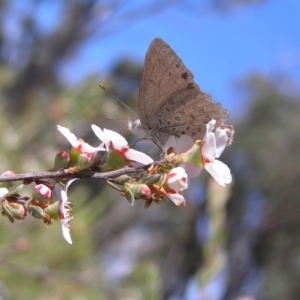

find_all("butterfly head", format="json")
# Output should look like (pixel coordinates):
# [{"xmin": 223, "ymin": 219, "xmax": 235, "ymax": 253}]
[
  {"xmin": 128, "ymin": 118, "xmax": 158, "ymax": 145},
  {"xmin": 128, "ymin": 118, "xmax": 140, "ymax": 134}
]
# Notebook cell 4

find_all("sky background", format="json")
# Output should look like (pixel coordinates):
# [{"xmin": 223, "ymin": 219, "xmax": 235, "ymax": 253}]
[{"xmin": 58, "ymin": 0, "xmax": 300, "ymax": 119}]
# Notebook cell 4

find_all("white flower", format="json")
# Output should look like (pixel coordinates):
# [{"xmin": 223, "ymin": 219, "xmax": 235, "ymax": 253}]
[
  {"xmin": 163, "ymin": 135, "xmax": 202, "ymax": 177},
  {"xmin": 91, "ymin": 125, "xmax": 153, "ymax": 165},
  {"xmin": 55, "ymin": 179, "xmax": 78, "ymax": 244},
  {"xmin": 201, "ymin": 120, "xmax": 232, "ymax": 187},
  {"xmin": 163, "ymin": 120, "xmax": 232, "ymax": 186},
  {"xmin": 166, "ymin": 167, "xmax": 188, "ymax": 190},
  {"xmin": 165, "ymin": 167, "xmax": 188, "ymax": 207},
  {"xmin": 57, "ymin": 125, "xmax": 105, "ymax": 153}
]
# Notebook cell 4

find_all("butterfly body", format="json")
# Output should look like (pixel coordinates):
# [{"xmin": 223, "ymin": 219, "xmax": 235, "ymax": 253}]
[{"xmin": 129, "ymin": 38, "xmax": 230, "ymax": 148}]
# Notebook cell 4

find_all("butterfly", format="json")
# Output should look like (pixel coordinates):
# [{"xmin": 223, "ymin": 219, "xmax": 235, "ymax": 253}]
[{"xmin": 128, "ymin": 38, "xmax": 232, "ymax": 148}]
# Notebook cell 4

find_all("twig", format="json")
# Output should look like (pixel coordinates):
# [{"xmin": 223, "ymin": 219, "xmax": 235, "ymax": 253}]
[{"xmin": 0, "ymin": 160, "xmax": 166, "ymax": 183}]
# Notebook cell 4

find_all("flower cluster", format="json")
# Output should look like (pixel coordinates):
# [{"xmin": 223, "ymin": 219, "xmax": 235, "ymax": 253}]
[
  {"xmin": 108, "ymin": 166, "xmax": 189, "ymax": 208},
  {"xmin": 0, "ymin": 119, "xmax": 233, "ymax": 244},
  {"xmin": 0, "ymin": 172, "xmax": 75, "ymax": 244},
  {"xmin": 0, "ymin": 125, "xmax": 154, "ymax": 243},
  {"xmin": 165, "ymin": 119, "xmax": 232, "ymax": 186}
]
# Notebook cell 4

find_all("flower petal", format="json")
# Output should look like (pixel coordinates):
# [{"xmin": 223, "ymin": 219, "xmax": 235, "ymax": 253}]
[
  {"xmin": 65, "ymin": 178, "xmax": 79, "ymax": 193},
  {"xmin": 125, "ymin": 148, "xmax": 153, "ymax": 164},
  {"xmin": 92, "ymin": 125, "xmax": 130, "ymax": 150},
  {"xmin": 214, "ymin": 128, "xmax": 228, "ymax": 158},
  {"xmin": 205, "ymin": 160, "xmax": 232, "ymax": 187},
  {"xmin": 202, "ymin": 132, "xmax": 217, "ymax": 160},
  {"xmin": 59, "ymin": 190, "xmax": 68, "ymax": 219},
  {"xmin": 55, "ymin": 179, "xmax": 78, "ymax": 219},
  {"xmin": 206, "ymin": 119, "xmax": 216, "ymax": 133},
  {"xmin": 163, "ymin": 135, "xmax": 176, "ymax": 151},
  {"xmin": 54, "ymin": 183, "xmax": 63, "ymax": 199},
  {"xmin": 57, "ymin": 126, "xmax": 78, "ymax": 147},
  {"xmin": 58, "ymin": 125, "xmax": 104, "ymax": 153},
  {"xmin": 80, "ymin": 143, "xmax": 104, "ymax": 153},
  {"xmin": 61, "ymin": 219, "xmax": 72, "ymax": 244},
  {"xmin": 163, "ymin": 135, "xmax": 194, "ymax": 154},
  {"xmin": 167, "ymin": 192, "xmax": 186, "ymax": 207},
  {"xmin": 104, "ymin": 128, "xmax": 128, "ymax": 149},
  {"xmin": 179, "ymin": 163, "xmax": 202, "ymax": 178},
  {"xmin": 91, "ymin": 125, "xmax": 109, "ymax": 149}
]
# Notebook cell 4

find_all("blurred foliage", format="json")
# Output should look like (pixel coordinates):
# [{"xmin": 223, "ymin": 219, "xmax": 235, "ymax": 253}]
[
  {"xmin": 224, "ymin": 74, "xmax": 300, "ymax": 300},
  {"xmin": 0, "ymin": 0, "xmax": 300, "ymax": 300}
]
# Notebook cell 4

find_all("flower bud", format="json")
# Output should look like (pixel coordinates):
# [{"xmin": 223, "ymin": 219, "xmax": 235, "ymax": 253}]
[
  {"xmin": 143, "ymin": 174, "xmax": 162, "ymax": 185},
  {"xmin": 54, "ymin": 150, "xmax": 70, "ymax": 169},
  {"xmin": 166, "ymin": 167, "xmax": 188, "ymax": 191},
  {"xmin": 101, "ymin": 148, "xmax": 128, "ymax": 171},
  {"xmin": 112, "ymin": 175, "xmax": 131, "ymax": 185},
  {"xmin": 0, "ymin": 171, "xmax": 15, "ymax": 188},
  {"xmin": 32, "ymin": 184, "xmax": 52, "ymax": 206},
  {"xmin": 69, "ymin": 147, "xmax": 81, "ymax": 166},
  {"xmin": 27, "ymin": 204, "xmax": 45, "ymax": 219},
  {"xmin": 124, "ymin": 183, "xmax": 151, "ymax": 205},
  {"xmin": 154, "ymin": 167, "xmax": 189, "ymax": 207},
  {"xmin": 1, "ymin": 200, "xmax": 26, "ymax": 223},
  {"xmin": 123, "ymin": 186, "xmax": 134, "ymax": 205},
  {"xmin": 77, "ymin": 152, "xmax": 94, "ymax": 170}
]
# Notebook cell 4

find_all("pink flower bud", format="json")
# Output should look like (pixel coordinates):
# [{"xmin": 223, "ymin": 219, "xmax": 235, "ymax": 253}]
[
  {"xmin": 124, "ymin": 183, "xmax": 152, "ymax": 205},
  {"xmin": 33, "ymin": 184, "xmax": 52, "ymax": 205},
  {"xmin": 1, "ymin": 170, "xmax": 15, "ymax": 176},
  {"xmin": 54, "ymin": 150, "xmax": 70, "ymax": 169},
  {"xmin": 0, "ymin": 171, "xmax": 16, "ymax": 188},
  {"xmin": 77, "ymin": 152, "xmax": 94, "ymax": 170}
]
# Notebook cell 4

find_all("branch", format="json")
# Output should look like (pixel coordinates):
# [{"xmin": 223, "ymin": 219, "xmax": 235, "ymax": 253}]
[{"xmin": 0, "ymin": 161, "xmax": 163, "ymax": 183}]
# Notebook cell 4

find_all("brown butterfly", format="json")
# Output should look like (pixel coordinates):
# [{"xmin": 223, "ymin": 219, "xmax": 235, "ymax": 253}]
[{"xmin": 129, "ymin": 38, "xmax": 233, "ymax": 147}]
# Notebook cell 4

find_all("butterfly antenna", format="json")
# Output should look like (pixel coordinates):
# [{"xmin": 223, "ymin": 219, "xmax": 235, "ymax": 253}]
[{"xmin": 99, "ymin": 84, "xmax": 138, "ymax": 119}]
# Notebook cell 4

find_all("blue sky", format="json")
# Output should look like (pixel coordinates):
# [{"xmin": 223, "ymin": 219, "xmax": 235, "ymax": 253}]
[{"xmin": 59, "ymin": 0, "xmax": 300, "ymax": 119}]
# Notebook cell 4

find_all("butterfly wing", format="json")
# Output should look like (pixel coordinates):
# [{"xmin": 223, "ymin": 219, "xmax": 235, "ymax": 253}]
[
  {"xmin": 138, "ymin": 38, "xmax": 229, "ymax": 145},
  {"xmin": 154, "ymin": 88, "xmax": 229, "ymax": 144},
  {"xmin": 138, "ymin": 38, "xmax": 199, "ymax": 127}
]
